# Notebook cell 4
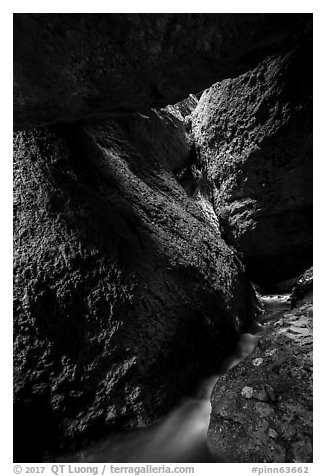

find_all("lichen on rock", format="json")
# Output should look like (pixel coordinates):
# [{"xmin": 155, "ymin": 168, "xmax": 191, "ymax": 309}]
[{"xmin": 208, "ymin": 295, "xmax": 313, "ymax": 463}]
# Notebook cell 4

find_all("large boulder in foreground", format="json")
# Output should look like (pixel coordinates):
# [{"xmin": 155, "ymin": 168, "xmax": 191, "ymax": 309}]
[
  {"xmin": 208, "ymin": 296, "xmax": 313, "ymax": 463},
  {"xmin": 13, "ymin": 13, "xmax": 312, "ymax": 130},
  {"xmin": 14, "ymin": 119, "xmax": 257, "ymax": 461},
  {"xmin": 191, "ymin": 37, "xmax": 312, "ymax": 287}
]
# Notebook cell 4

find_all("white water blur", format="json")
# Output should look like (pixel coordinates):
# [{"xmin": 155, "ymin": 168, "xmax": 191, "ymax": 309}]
[
  {"xmin": 60, "ymin": 294, "xmax": 291, "ymax": 463},
  {"xmin": 68, "ymin": 375, "xmax": 220, "ymax": 463},
  {"xmin": 64, "ymin": 336, "xmax": 260, "ymax": 463}
]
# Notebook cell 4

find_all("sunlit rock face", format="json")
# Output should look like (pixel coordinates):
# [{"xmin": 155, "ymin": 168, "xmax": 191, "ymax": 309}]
[
  {"xmin": 13, "ymin": 13, "xmax": 311, "ymax": 130},
  {"xmin": 13, "ymin": 118, "xmax": 256, "ymax": 462},
  {"xmin": 191, "ymin": 34, "xmax": 312, "ymax": 287}
]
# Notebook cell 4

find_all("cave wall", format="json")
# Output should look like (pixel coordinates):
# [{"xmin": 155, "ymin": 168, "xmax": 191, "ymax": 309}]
[
  {"xmin": 14, "ymin": 119, "xmax": 257, "ymax": 461},
  {"xmin": 190, "ymin": 34, "xmax": 312, "ymax": 286}
]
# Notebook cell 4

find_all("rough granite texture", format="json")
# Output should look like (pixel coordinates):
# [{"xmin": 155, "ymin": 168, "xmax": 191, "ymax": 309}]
[
  {"xmin": 191, "ymin": 37, "xmax": 312, "ymax": 286},
  {"xmin": 290, "ymin": 267, "xmax": 313, "ymax": 308},
  {"xmin": 13, "ymin": 13, "xmax": 312, "ymax": 130},
  {"xmin": 14, "ymin": 119, "xmax": 257, "ymax": 462},
  {"xmin": 118, "ymin": 107, "xmax": 192, "ymax": 172},
  {"xmin": 208, "ymin": 296, "xmax": 313, "ymax": 463}
]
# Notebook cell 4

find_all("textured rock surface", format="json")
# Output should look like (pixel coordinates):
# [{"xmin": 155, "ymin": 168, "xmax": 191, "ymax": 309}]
[
  {"xmin": 13, "ymin": 120, "xmax": 257, "ymax": 461},
  {"xmin": 191, "ymin": 36, "xmax": 312, "ymax": 286},
  {"xmin": 166, "ymin": 94, "xmax": 199, "ymax": 121},
  {"xmin": 208, "ymin": 295, "xmax": 313, "ymax": 463},
  {"xmin": 290, "ymin": 267, "xmax": 313, "ymax": 308},
  {"xmin": 119, "ymin": 107, "xmax": 192, "ymax": 172},
  {"xmin": 14, "ymin": 13, "xmax": 312, "ymax": 130}
]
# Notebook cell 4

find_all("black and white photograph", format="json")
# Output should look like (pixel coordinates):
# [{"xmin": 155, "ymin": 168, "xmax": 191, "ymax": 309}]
[{"xmin": 8, "ymin": 3, "xmax": 318, "ymax": 470}]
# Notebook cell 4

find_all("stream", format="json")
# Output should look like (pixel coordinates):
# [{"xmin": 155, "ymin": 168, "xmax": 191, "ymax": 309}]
[{"xmin": 57, "ymin": 293, "xmax": 291, "ymax": 463}]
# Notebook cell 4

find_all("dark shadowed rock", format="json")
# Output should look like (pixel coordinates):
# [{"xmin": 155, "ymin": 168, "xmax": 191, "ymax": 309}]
[
  {"xmin": 13, "ymin": 119, "xmax": 257, "ymax": 461},
  {"xmin": 191, "ymin": 35, "xmax": 312, "ymax": 287},
  {"xmin": 208, "ymin": 296, "xmax": 313, "ymax": 463},
  {"xmin": 14, "ymin": 13, "xmax": 312, "ymax": 130}
]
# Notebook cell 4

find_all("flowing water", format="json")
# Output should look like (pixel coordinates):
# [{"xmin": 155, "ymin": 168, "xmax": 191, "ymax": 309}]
[{"xmin": 57, "ymin": 293, "xmax": 291, "ymax": 463}]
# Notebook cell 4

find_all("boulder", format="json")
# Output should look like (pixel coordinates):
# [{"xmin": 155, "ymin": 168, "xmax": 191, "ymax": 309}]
[
  {"xmin": 14, "ymin": 119, "xmax": 257, "ymax": 461},
  {"xmin": 208, "ymin": 296, "xmax": 313, "ymax": 463},
  {"xmin": 13, "ymin": 13, "xmax": 312, "ymax": 130},
  {"xmin": 191, "ymin": 35, "xmax": 312, "ymax": 286}
]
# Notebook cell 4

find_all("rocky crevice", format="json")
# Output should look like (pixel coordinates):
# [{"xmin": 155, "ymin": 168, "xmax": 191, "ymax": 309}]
[
  {"xmin": 208, "ymin": 284, "xmax": 313, "ymax": 463},
  {"xmin": 13, "ymin": 13, "xmax": 313, "ymax": 463},
  {"xmin": 14, "ymin": 14, "xmax": 312, "ymax": 130}
]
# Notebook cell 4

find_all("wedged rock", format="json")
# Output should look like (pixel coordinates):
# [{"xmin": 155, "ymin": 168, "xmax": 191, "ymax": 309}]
[
  {"xmin": 191, "ymin": 36, "xmax": 312, "ymax": 287},
  {"xmin": 14, "ymin": 120, "xmax": 257, "ymax": 461},
  {"xmin": 208, "ymin": 297, "xmax": 313, "ymax": 463},
  {"xmin": 13, "ymin": 13, "xmax": 312, "ymax": 130}
]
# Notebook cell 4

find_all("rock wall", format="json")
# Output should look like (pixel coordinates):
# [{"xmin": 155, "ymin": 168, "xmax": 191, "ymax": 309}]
[
  {"xmin": 14, "ymin": 13, "xmax": 312, "ymax": 130},
  {"xmin": 191, "ymin": 35, "xmax": 312, "ymax": 287},
  {"xmin": 14, "ymin": 119, "xmax": 257, "ymax": 461}
]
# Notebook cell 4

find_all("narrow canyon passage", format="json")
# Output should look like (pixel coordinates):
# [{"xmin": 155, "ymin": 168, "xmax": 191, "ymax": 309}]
[
  {"xmin": 54, "ymin": 285, "xmax": 310, "ymax": 464},
  {"xmin": 13, "ymin": 13, "xmax": 313, "ymax": 464}
]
